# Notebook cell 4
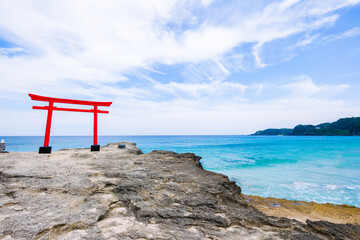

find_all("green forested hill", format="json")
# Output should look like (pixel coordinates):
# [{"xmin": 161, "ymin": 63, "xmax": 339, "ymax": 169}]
[{"xmin": 252, "ymin": 117, "xmax": 360, "ymax": 136}]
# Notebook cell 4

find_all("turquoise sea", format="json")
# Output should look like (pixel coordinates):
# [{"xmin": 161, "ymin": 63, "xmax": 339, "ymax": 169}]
[{"xmin": 2, "ymin": 136, "xmax": 360, "ymax": 207}]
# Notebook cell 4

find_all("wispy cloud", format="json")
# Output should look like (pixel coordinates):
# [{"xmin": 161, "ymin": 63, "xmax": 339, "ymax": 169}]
[
  {"xmin": 0, "ymin": 1, "xmax": 358, "ymax": 92},
  {"xmin": 0, "ymin": 0, "xmax": 359, "ymax": 134},
  {"xmin": 321, "ymin": 27, "xmax": 360, "ymax": 43},
  {"xmin": 0, "ymin": 47, "xmax": 25, "ymax": 56},
  {"xmin": 282, "ymin": 75, "xmax": 350, "ymax": 98}
]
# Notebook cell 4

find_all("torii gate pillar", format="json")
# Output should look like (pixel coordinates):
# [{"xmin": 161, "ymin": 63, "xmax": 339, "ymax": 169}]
[{"xmin": 29, "ymin": 94, "xmax": 112, "ymax": 154}]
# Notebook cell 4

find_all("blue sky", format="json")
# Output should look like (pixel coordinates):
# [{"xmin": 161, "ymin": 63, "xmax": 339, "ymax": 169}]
[{"xmin": 0, "ymin": 0, "xmax": 360, "ymax": 135}]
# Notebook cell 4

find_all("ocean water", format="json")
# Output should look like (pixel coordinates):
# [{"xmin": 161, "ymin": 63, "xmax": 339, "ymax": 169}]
[{"xmin": 2, "ymin": 135, "xmax": 360, "ymax": 207}]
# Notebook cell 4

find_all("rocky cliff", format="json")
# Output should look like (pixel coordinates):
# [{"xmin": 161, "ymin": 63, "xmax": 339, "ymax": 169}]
[{"xmin": 0, "ymin": 142, "xmax": 359, "ymax": 239}]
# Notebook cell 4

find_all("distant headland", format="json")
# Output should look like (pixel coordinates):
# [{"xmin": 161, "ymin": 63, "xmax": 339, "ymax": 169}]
[{"xmin": 252, "ymin": 117, "xmax": 360, "ymax": 136}]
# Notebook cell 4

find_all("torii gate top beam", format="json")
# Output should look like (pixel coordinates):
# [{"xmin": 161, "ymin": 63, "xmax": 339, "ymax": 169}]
[{"xmin": 29, "ymin": 93, "xmax": 112, "ymax": 107}]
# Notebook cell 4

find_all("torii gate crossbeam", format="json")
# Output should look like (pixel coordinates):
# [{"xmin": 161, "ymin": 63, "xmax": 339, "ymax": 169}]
[{"xmin": 29, "ymin": 93, "xmax": 112, "ymax": 154}]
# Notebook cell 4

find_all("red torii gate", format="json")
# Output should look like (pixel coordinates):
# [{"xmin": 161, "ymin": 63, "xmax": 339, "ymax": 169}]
[{"xmin": 29, "ymin": 93, "xmax": 112, "ymax": 154}]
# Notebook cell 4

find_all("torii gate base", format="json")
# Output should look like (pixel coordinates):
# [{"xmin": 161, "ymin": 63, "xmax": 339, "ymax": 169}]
[
  {"xmin": 39, "ymin": 145, "xmax": 99, "ymax": 154},
  {"xmin": 91, "ymin": 145, "xmax": 100, "ymax": 151},
  {"xmin": 39, "ymin": 146, "xmax": 52, "ymax": 154},
  {"xmin": 29, "ymin": 94, "xmax": 112, "ymax": 154}
]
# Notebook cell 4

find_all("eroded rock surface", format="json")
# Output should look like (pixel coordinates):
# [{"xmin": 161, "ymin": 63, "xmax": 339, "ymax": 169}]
[
  {"xmin": 244, "ymin": 195, "xmax": 360, "ymax": 225},
  {"xmin": 0, "ymin": 142, "xmax": 359, "ymax": 239}
]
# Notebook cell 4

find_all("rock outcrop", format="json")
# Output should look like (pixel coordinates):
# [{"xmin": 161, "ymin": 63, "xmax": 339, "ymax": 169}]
[
  {"xmin": 244, "ymin": 195, "xmax": 360, "ymax": 225},
  {"xmin": 0, "ymin": 142, "xmax": 359, "ymax": 239}
]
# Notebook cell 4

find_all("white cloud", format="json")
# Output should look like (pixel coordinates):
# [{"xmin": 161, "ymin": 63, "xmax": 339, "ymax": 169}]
[
  {"xmin": 306, "ymin": 0, "xmax": 360, "ymax": 15},
  {"xmin": 153, "ymin": 81, "xmax": 247, "ymax": 100},
  {"xmin": 282, "ymin": 76, "xmax": 350, "ymax": 97},
  {"xmin": 253, "ymin": 43, "xmax": 267, "ymax": 68},
  {"xmin": 201, "ymin": 0, "xmax": 214, "ymax": 7},
  {"xmin": 0, "ymin": 47, "xmax": 24, "ymax": 56},
  {"xmin": 0, "ymin": 0, "xmax": 356, "ymax": 93},
  {"xmin": 292, "ymin": 34, "xmax": 320, "ymax": 48},
  {"xmin": 0, "ymin": 76, "xmax": 358, "ymax": 135},
  {"xmin": 321, "ymin": 27, "xmax": 360, "ymax": 43},
  {"xmin": 0, "ymin": 0, "xmax": 359, "ymax": 135}
]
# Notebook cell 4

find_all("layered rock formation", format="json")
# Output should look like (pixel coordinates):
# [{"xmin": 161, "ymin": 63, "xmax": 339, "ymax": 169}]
[
  {"xmin": 245, "ymin": 195, "xmax": 360, "ymax": 225},
  {"xmin": 0, "ymin": 142, "xmax": 359, "ymax": 239}
]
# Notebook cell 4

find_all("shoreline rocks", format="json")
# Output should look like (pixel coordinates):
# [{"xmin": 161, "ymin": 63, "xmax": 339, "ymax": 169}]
[
  {"xmin": 244, "ymin": 195, "xmax": 360, "ymax": 225},
  {"xmin": 0, "ymin": 142, "xmax": 359, "ymax": 239}
]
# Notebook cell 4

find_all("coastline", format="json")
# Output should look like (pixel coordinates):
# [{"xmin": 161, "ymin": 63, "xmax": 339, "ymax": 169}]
[
  {"xmin": 0, "ymin": 142, "xmax": 359, "ymax": 239},
  {"xmin": 244, "ymin": 195, "xmax": 360, "ymax": 225},
  {"xmin": 3, "ymin": 135, "xmax": 359, "ymax": 208}
]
